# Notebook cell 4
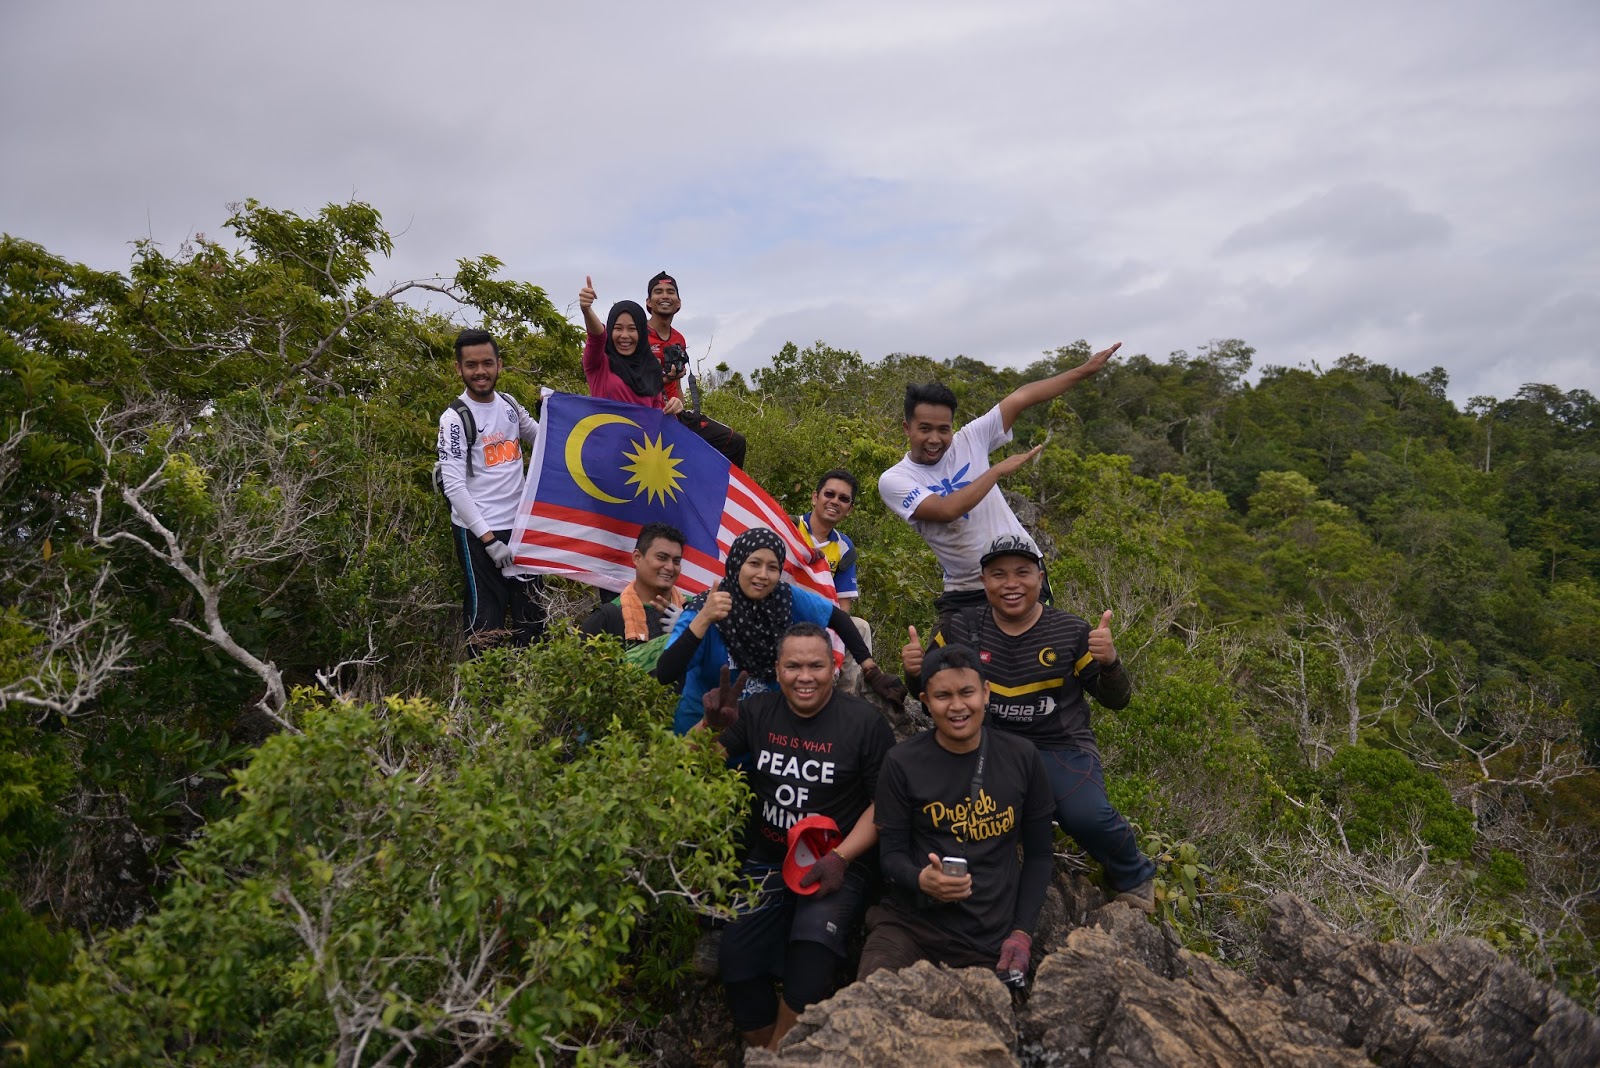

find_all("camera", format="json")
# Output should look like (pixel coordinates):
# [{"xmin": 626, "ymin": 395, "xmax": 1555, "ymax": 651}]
[
  {"xmin": 1001, "ymin": 969, "xmax": 1027, "ymax": 990},
  {"xmin": 660, "ymin": 343, "xmax": 690, "ymax": 380}
]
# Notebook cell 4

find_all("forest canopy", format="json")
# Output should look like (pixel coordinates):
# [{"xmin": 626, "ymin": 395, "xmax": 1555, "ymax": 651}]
[{"xmin": 2, "ymin": 200, "xmax": 1596, "ymax": 1063}]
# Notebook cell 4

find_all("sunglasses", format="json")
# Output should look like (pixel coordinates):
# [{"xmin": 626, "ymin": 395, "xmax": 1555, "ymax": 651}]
[{"xmin": 819, "ymin": 489, "xmax": 853, "ymax": 504}]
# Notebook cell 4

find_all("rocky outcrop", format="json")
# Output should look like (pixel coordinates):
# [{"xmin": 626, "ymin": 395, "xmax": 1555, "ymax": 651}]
[
  {"xmin": 745, "ymin": 962, "xmax": 1016, "ymax": 1067},
  {"xmin": 1258, "ymin": 893, "xmax": 1600, "ymax": 1068},
  {"xmin": 749, "ymin": 888, "xmax": 1600, "ymax": 1068}
]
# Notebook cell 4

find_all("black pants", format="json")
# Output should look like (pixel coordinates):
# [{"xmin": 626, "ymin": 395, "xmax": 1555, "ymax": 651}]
[
  {"xmin": 679, "ymin": 412, "xmax": 747, "ymax": 468},
  {"xmin": 452, "ymin": 526, "xmax": 546, "ymax": 654}
]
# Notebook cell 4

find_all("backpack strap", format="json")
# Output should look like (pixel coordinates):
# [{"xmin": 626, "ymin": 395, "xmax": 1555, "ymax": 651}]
[{"xmin": 448, "ymin": 398, "xmax": 478, "ymax": 479}]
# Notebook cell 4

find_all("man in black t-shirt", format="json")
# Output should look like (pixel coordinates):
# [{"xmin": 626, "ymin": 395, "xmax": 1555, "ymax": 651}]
[
  {"xmin": 861, "ymin": 643, "xmax": 1056, "ymax": 983},
  {"xmin": 703, "ymin": 622, "xmax": 896, "ymax": 1051},
  {"xmin": 901, "ymin": 533, "xmax": 1157, "ymax": 911}
]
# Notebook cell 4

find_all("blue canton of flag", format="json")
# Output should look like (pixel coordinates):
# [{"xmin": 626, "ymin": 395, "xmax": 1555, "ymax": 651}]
[{"xmin": 507, "ymin": 391, "xmax": 836, "ymax": 600}]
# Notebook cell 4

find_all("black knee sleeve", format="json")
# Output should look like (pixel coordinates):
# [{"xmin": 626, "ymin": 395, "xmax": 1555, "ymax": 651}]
[
  {"xmin": 781, "ymin": 940, "xmax": 840, "ymax": 1014},
  {"xmin": 724, "ymin": 976, "xmax": 778, "ymax": 1034}
]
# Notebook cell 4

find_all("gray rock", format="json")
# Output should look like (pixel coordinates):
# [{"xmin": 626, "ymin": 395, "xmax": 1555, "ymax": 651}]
[
  {"xmin": 1021, "ymin": 925, "xmax": 1370, "ymax": 1067},
  {"xmin": 749, "ymin": 961, "xmax": 1018, "ymax": 1067},
  {"xmin": 1258, "ymin": 892, "xmax": 1600, "ymax": 1068}
]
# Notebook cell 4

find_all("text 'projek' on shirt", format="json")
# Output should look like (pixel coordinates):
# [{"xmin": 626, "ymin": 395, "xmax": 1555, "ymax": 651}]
[
  {"xmin": 436, "ymin": 392, "xmax": 538, "ymax": 536},
  {"xmin": 875, "ymin": 728, "xmax": 1054, "ymax": 954},
  {"xmin": 876, "ymin": 404, "xmax": 1032, "ymax": 593},
  {"xmin": 719, "ymin": 690, "xmax": 896, "ymax": 864}
]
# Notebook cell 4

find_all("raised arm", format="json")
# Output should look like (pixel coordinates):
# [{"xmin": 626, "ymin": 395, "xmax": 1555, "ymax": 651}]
[
  {"xmin": 579, "ymin": 275, "xmax": 604, "ymax": 337},
  {"xmin": 997, "ymin": 341, "xmax": 1121, "ymax": 431},
  {"xmin": 908, "ymin": 444, "xmax": 1044, "ymax": 523}
]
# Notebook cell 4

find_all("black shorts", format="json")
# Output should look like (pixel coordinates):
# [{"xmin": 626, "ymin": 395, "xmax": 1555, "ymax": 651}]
[
  {"xmin": 856, "ymin": 902, "xmax": 997, "ymax": 980},
  {"xmin": 718, "ymin": 859, "xmax": 874, "ymax": 984}
]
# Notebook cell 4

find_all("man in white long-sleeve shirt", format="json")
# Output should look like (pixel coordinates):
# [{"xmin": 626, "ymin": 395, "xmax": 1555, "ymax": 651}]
[{"xmin": 437, "ymin": 328, "xmax": 544, "ymax": 652}]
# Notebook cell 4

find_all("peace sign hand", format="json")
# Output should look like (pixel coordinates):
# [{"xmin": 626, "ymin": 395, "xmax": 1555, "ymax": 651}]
[{"xmin": 702, "ymin": 664, "xmax": 751, "ymax": 733}]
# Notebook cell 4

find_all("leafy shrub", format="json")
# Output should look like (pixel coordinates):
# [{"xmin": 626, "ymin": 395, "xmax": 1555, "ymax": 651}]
[
  {"xmin": 1319, "ymin": 745, "xmax": 1476, "ymax": 860},
  {"xmin": 4, "ymin": 635, "xmax": 748, "ymax": 1065}
]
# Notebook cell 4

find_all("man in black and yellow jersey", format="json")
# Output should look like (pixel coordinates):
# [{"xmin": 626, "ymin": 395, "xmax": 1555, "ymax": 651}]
[{"xmin": 901, "ymin": 533, "xmax": 1157, "ymax": 911}]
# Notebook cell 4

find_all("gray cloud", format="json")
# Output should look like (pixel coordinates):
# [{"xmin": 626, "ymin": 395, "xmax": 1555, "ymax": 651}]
[
  {"xmin": 1220, "ymin": 183, "xmax": 1452, "ymax": 256},
  {"xmin": 2, "ymin": 0, "xmax": 1596, "ymax": 404}
]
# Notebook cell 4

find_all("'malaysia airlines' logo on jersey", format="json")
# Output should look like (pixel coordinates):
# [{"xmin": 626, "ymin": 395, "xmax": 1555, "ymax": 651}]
[{"xmin": 992, "ymin": 694, "xmax": 1055, "ymax": 724}]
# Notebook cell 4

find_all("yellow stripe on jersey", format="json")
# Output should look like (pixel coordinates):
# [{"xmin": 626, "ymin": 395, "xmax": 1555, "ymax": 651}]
[
  {"xmin": 988, "ymin": 677, "xmax": 1066, "ymax": 698},
  {"xmin": 1073, "ymin": 652, "xmax": 1095, "ymax": 675}
]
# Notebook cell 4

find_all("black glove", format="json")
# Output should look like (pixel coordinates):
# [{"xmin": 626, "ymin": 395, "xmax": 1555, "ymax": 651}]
[
  {"xmin": 798, "ymin": 850, "xmax": 847, "ymax": 897},
  {"xmin": 702, "ymin": 665, "xmax": 751, "ymax": 734},
  {"xmin": 863, "ymin": 664, "xmax": 907, "ymax": 705}
]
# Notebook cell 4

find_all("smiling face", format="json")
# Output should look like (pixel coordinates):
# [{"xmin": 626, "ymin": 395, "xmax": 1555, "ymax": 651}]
[
  {"xmin": 633, "ymin": 537, "xmax": 683, "ymax": 597},
  {"xmin": 777, "ymin": 633, "xmax": 834, "ymax": 717},
  {"xmin": 457, "ymin": 342, "xmax": 501, "ymax": 401},
  {"xmin": 811, "ymin": 477, "xmax": 855, "ymax": 526},
  {"xmin": 611, "ymin": 312, "xmax": 641, "ymax": 356},
  {"xmin": 981, "ymin": 555, "xmax": 1043, "ymax": 626},
  {"xmin": 923, "ymin": 666, "xmax": 988, "ymax": 752},
  {"xmin": 904, "ymin": 403, "xmax": 955, "ymax": 466},
  {"xmin": 737, "ymin": 547, "xmax": 782, "ymax": 600},
  {"xmin": 648, "ymin": 279, "xmax": 681, "ymax": 318}
]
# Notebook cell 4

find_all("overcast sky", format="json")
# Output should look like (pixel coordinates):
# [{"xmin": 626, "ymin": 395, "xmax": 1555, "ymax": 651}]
[{"xmin": 3, "ymin": 0, "xmax": 1596, "ymax": 404}]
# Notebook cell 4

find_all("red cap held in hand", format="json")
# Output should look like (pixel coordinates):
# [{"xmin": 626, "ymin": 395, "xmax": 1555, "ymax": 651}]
[{"xmin": 782, "ymin": 815, "xmax": 843, "ymax": 895}]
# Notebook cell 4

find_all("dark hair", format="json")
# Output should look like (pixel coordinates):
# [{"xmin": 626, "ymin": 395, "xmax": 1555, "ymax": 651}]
[
  {"xmin": 920, "ymin": 643, "xmax": 985, "ymax": 694},
  {"xmin": 646, "ymin": 271, "xmax": 678, "ymax": 297},
  {"xmin": 454, "ymin": 328, "xmax": 499, "ymax": 362},
  {"xmin": 779, "ymin": 621, "xmax": 831, "ymax": 654},
  {"xmin": 814, "ymin": 468, "xmax": 859, "ymax": 496},
  {"xmin": 635, "ymin": 522, "xmax": 686, "ymax": 554},
  {"xmin": 904, "ymin": 383, "xmax": 958, "ymax": 422}
]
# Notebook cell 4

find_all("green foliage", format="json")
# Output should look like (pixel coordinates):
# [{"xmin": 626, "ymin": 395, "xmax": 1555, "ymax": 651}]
[
  {"xmin": 1319, "ymin": 745, "xmax": 1476, "ymax": 860},
  {"xmin": 5, "ymin": 635, "xmax": 747, "ymax": 1065}
]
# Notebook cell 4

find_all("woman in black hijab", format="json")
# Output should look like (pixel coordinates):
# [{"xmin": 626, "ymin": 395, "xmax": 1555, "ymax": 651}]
[
  {"xmin": 578, "ymin": 280, "xmax": 683, "ymax": 413},
  {"xmin": 654, "ymin": 528, "xmax": 905, "ymax": 733}
]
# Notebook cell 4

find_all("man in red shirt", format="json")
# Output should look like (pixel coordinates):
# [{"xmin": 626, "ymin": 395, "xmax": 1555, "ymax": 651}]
[
  {"xmin": 645, "ymin": 270, "xmax": 689, "ymax": 406},
  {"xmin": 643, "ymin": 270, "xmax": 748, "ymax": 467}
]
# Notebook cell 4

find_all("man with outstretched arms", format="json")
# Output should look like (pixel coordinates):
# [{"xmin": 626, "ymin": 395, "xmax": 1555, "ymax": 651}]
[
  {"xmin": 858, "ymin": 644, "xmax": 1056, "ymax": 984},
  {"xmin": 578, "ymin": 522, "xmax": 686, "ymax": 644},
  {"xmin": 877, "ymin": 342, "xmax": 1119, "ymax": 621},
  {"xmin": 902, "ymin": 534, "xmax": 1157, "ymax": 910},
  {"xmin": 700, "ymin": 623, "xmax": 896, "ymax": 1051},
  {"xmin": 437, "ymin": 328, "xmax": 544, "ymax": 651}
]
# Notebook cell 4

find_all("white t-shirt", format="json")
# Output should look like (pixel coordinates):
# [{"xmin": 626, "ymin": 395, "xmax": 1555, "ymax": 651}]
[
  {"xmin": 877, "ymin": 403, "xmax": 1029, "ymax": 592},
  {"xmin": 436, "ymin": 391, "xmax": 538, "ymax": 536}
]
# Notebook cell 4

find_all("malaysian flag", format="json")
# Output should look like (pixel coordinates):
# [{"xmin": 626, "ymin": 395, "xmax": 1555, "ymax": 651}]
[{"xmin": 506, "ymin": 391, "xmax": 836, "ymax": 601}]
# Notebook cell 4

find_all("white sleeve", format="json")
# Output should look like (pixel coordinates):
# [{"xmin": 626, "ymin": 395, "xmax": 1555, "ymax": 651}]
[
  {"xmin": 968, "ymin": 404, "xmax": 1014, "ymax": 453},
  {"xmin": 437, "ymin": 408, "xmax": 490, "ymax": 538},
  {"xmin": 877, "ymin": 462, "xmax": 928, "ymax": 523},
  {"xmin": 510, "ymin": 397, "xmax": 540, "ymax": 446}
]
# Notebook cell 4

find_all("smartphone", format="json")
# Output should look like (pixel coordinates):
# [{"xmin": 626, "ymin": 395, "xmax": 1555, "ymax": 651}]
[{"xmin": 941, "ymin": 856, "xmax": 968, "ymax": 877}]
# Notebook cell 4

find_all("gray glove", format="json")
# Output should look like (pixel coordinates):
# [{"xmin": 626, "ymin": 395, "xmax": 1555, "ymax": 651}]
[{"xmin": 484, "ymin": 538, "xmax": 515, "ymax": 568}]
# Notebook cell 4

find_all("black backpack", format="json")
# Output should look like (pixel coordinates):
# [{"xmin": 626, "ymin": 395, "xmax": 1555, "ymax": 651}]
[{"xmin": 432, "ymin": 394, "xmax": 537, "ymax": 499}]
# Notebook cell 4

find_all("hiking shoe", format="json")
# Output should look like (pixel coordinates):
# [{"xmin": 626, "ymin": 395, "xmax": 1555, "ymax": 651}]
[
  {"xmin": 692, "ymin": 928, "xmax": 722, "ymax": 978},
  {"xmin": 1113, "ymin": 878, "xmax": 1156, "ymax": 914}
]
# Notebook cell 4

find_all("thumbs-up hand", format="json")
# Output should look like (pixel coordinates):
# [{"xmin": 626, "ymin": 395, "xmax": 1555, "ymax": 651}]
[
  {"xmin": 1088, "ymin": 610, "xmax": 1118, "ymax": 665},
  {"xmin": 578, "ymin": 275, "xmax": 597, "ymax": 309},
  {"xmin": 902, "ymin": 625, "xmax": 925, "ymax": 680}
]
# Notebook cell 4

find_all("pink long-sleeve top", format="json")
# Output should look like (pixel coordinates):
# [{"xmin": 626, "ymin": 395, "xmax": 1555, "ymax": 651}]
[{"xmin": 583, "ymin": 332, "xmax": 666, "ymax": 409}]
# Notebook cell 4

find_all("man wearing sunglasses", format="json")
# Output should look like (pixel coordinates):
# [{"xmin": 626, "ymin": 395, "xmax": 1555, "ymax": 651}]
[
  {"xmin": 794, "ymin": 469, "xmax": 875, "ymax": 696},
  {"xmin": 794, "ymin": 469, "xmax": 861, "ymax": 613}
]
